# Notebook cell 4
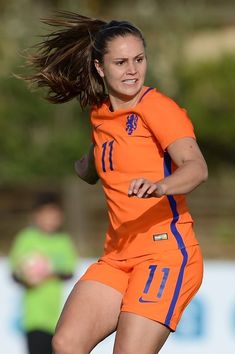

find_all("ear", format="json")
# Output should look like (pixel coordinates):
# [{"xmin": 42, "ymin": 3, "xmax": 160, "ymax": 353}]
[{"xmin": 94, "ymin": 59, "xmax": 105, "ymax": 78}]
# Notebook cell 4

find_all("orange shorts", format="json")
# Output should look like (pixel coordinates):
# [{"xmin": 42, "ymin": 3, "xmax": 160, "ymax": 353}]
[{"xmin": 80, "ymin": 245, "xmax": 203, "ymax": 331}]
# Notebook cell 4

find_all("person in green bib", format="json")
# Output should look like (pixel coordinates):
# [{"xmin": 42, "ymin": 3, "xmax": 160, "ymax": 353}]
[{"xmin": 9, "ymin": 193, "xmax": 77, "ymax": 354}]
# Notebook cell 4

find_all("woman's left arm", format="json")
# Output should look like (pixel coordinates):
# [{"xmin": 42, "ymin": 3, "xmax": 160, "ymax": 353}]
[
  {"xmin": 128, "ymin": 137, "xmax": 208, "ymax": 198},
  {"xmin": 160, "ymin": 137, "xmax": 208, "ymax": 195}
]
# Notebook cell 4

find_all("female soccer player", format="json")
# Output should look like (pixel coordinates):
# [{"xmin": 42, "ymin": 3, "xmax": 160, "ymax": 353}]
[{"xmin": 23, "ymin": 12, "xmax": 208, "ymax": 354}]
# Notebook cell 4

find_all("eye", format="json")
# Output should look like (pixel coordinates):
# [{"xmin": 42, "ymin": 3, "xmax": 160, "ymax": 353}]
[
  {"xmin": 115, "ymin": 60, "xmax": 125, "ymax": 66},
  {"xmin": 136, "ymin": 57, "xmax": 144, "ymax": 63}
]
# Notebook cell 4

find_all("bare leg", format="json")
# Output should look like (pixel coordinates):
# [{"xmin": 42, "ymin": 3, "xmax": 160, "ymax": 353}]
[
  {"xmin": 113, "ymin": 312, "xmax": 170, "ymax": 354},
  {"xmin": 52, "ymin": 280, "xmax": 123, "ymax": 354}
]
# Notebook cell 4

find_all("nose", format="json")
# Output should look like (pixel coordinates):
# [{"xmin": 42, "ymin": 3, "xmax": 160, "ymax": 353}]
[{"xmin": 126, "ymin": 61, "xmax": 137, "ymax": 75}]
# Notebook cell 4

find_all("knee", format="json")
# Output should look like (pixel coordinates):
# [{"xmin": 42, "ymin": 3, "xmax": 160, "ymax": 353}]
[
  {"xmin": 114, "ymin": 342, "xmax": 133, "ymax": 354},
  {"xmin": 52, "ymin": 331, "xmax": 88, "ymax": 354},
  {"xmin": 114, "ymin": 340, "xmax": 161, "ymax": 354},
  {"xmin": 52, "ymin": 332, "xmax": 66, "ymax": 354},
  {"xmin": 52, "ymin": 332, "xmax": 74, "ymax": 354}
]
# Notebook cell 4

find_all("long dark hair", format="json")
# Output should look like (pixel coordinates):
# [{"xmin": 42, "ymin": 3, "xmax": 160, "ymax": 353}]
[{"xmin": 22, "ymin": 11, "xmax": 146, "ymax": 109}]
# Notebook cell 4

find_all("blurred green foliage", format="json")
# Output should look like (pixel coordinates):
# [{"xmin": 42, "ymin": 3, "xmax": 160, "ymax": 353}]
[
  {"xmin": 175, "ymin": 55, "xmax": 235, "ymax": 168},
  {"xmin": 0, "ymin": 73, "xmax": 90, "ymax": 183},
  {"xmin": 0, "ymin": 0, "xmax": 235, "ymax": 183}
]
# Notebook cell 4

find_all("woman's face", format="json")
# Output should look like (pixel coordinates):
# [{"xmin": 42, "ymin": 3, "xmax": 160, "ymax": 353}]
[{"xmin": 95, "ymin": 34, "xmax": 147, "ymax": 102}]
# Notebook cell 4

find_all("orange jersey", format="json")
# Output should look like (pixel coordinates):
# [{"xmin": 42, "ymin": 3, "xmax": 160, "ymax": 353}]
[{"xmin": 91, "ymin": 87, "xmax": 198, "ymax": 258}]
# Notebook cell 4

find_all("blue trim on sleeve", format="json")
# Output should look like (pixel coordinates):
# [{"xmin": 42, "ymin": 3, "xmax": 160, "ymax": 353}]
[{"xmin": 138, "ymin": 87, "xmax": 153, "ymax": 103}]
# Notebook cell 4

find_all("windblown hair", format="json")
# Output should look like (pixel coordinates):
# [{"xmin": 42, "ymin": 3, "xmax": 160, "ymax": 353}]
[{"xmin": 22, "ymin": 11, "xmax": 146, "ymax": 109}]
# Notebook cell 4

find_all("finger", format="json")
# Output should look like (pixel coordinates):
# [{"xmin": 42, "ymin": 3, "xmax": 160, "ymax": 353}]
[
  {"xmin": 128, "ymin": 179, "xmax": 137, "ymax": 196},
  {"xmin": 137, "ymin": 182, "xmax": 152, "ymax": 198},
  {"xmin": 147, "ymin": 183, "xmax": 164, "ymax": 198},
  {"xmin": 146, "ymin": 184, "xmax": 157, "ymax": 196},
  {"xmin": 128, "ymin": 179, "xmax": 141, "ymax": 196},
  {"xmin": 128, "ymin": 178, "xmax": 145, "ymax": 196}
]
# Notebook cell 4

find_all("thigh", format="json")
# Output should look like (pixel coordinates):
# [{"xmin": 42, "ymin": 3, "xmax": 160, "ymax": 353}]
[
  {"xmin": 26, "ymin": 330, "xmax": 53, "ymax": 354},
  {"xmin": 54, "ymin": 279, "xmax": 123, "ymax": 353},
  {"xmin": 114, "ymin": 312, "xmax": 170, "ymax": 354}
]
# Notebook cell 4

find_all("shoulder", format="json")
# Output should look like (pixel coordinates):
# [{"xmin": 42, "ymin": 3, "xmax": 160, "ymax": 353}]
[
  {"xmin": 141, "ymin": 88, "xmax": 183, "ymax": 112},
  {"xmin": 137, "ymin": 88, "xmax": 195, "ymax": 149},
  {"xmin": 91, "ymin": 101, "xmax": 109, "ymax": 117},
  {"xmin": 13, "ymin": 227, "xmax": 37, "ymax": 241},
  {"xmin": 9, "ymin": 227, "xmax": 40, "ymax": 255},
  {"xmin": 140, "ymin": 88, "xmax": 192, "ymax": 127}
]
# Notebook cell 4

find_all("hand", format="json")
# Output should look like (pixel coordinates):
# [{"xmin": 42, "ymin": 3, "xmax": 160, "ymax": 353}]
[
  {"xmin": 74, "ymin": 155, "xmax": 89, "ymax": 179},
  {"xmin": 128, "ymin": 178, "xmax": 165, "ymax": 198}
]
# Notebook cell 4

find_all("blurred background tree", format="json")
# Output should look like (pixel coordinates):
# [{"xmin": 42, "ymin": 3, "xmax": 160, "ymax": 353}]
[{"xmin": 0, "ymin": 0, "xmax": 235, "ymax": 257}]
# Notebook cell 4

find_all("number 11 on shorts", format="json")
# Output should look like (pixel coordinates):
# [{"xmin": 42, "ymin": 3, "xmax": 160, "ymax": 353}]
[{"xmin": 139, "ymin": 265, "xmax": 170, "ymax": 303}]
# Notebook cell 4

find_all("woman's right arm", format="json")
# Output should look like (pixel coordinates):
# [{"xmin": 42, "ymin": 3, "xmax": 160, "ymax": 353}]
[{"xmin": 74, "ymin": 143, "xmax": 99, "ymax": 185}]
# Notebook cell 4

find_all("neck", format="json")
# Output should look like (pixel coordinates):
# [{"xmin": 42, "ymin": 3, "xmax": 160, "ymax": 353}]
[{"xmin": 108, "ymin": 87, "xmax": 145, "ymax": 111}]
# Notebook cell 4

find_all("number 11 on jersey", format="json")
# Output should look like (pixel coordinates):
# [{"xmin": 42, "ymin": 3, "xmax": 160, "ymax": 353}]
[{"xmin": 102, "ymin": 140, "xmax": 115, "ymax": 172}]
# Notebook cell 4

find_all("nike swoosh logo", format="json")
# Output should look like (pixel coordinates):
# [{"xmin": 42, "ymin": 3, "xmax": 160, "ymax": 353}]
[
  {"xmin": 139, "ymin": 296, "xmax": 158, "ymax": 303},
  {"xmin": 93, "ymin": 124, "xmax": 102, "ymax": 130}
]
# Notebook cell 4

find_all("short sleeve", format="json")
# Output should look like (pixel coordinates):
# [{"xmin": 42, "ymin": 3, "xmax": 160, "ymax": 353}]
[{"xmin": 141, "ymin": 91, "xmax": 196, "ymax": 150}]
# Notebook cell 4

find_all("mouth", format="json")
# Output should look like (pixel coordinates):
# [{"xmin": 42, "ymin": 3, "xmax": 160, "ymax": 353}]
[{"xmin": 122, "ymin": 79, "xmax": 138, "ymax": 85}]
